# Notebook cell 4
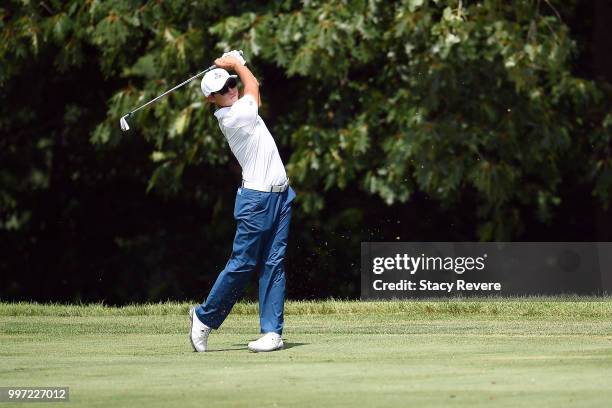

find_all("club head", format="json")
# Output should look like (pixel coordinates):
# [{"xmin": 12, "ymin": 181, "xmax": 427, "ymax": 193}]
[{"xmin": 120, "ymin": 115, "xmax": 130, "ymax": 132}]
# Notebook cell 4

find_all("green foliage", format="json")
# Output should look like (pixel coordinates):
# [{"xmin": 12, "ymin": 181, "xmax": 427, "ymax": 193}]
[
  {"xmin": 205, "ymin": 0, "xmax": 611, "ymax": 240},
  {"xmin": 0, "ymin": 0, "xmax": 610, "ymax": 246}
]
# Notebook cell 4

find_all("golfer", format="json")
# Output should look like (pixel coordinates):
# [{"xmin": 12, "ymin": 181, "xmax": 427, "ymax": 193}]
[{"xmin": 189, "ymin": 53, "xmax": 295, "ymax": 353}]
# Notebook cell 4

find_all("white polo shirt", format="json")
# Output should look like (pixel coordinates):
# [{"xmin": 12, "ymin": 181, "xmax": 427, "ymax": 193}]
[{"xmin": 214, "ymin": 94, "xmax": 288, "ymax": 186}]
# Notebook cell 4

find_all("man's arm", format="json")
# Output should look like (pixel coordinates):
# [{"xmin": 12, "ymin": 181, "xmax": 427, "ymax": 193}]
[{"xmin": 214, "ymin": 56, "xmax": 261, "ymax": 107}]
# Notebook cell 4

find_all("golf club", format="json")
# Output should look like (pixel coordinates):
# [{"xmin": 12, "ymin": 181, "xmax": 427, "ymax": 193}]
[
  {"xmin": 119, "ymin": 65, "xmax": 216, "ymax": 131},
  {"xmin": 119, "ymin": 49, "xmax": 244, "ymax": 131}
]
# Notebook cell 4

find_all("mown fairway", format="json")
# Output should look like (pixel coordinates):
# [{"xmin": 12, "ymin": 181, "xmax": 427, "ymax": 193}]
[{"xmin": 1, "ymin": 299, "xmax": 611, "ymax": 407}]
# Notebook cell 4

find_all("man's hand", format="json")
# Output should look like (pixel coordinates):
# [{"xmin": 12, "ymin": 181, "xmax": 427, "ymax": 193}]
[
  {"xmin": 222, "ymin": 50, "xmax": 246, "ymax": 66},
  {"xmin": 214, "ymin": 56, "xmax": 241, "ymax": 71}
]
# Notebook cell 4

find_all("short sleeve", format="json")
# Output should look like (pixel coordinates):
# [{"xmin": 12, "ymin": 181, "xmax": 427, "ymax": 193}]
[{"xmin": 220, "ymin": 94, "xmax": 258, "ymax": 128}]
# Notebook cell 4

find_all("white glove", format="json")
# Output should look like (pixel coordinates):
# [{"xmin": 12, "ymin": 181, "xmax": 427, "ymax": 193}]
[{"xmin": 221, "ymin": 50, "xmax": 246, "ymax": 66}]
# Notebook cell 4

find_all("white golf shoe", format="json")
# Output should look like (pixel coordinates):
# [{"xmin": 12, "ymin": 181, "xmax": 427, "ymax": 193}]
[
  {"xmin": 189, "ymin": 306, "xmax": 212, "ymax": 352},
  {"xmin": 248, "ymin": 332, "xmax": 284, "ymax": 352}
]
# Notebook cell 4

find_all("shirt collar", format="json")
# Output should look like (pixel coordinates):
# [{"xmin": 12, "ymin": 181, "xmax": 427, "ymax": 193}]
[{"xmin": 214, "ymin": 106, "xmax": 230, "ymax": 121}]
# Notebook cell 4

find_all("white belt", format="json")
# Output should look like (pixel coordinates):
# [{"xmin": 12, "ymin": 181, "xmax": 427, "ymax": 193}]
[{"xmin": 242, "ymin": 179, "xmax": 289, "ymax": 193}]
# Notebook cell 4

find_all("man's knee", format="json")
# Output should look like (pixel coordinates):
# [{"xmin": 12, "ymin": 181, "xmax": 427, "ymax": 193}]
[{"xmin": 227, "ymin": 255, "xmax": 258, "ymax": 273}]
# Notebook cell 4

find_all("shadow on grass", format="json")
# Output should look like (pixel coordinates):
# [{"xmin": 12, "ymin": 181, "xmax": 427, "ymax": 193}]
[
  {"xmin": 229, "ymin": 342, "xmax": 309, "ymax": 351},
  {"xmin": 204, "ymin": 347, "xmax": 249, "ymax": 352},
  {"xmin": 282, "ymin": 342, "xmax": 308, "ymax": 350}
]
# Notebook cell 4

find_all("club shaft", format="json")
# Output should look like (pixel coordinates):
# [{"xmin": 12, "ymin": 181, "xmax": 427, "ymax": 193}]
[{"xmin": 126, "ymin": 65, "xmax": 216, "ymax": 117}]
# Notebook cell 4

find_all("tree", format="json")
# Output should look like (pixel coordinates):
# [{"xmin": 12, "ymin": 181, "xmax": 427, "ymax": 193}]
[
  {"xmin": 206, "ymin": 0, "xmax": 611, "ymax": 240},
  {"xmin": 1, "ymin": 0, "xmax": 610, "ymax": 301}
]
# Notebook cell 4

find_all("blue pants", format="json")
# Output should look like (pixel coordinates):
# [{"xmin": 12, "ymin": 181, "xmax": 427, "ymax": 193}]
[{"xmin": 196, "ymin": 186, "xmax": 295, "ymax": 335}]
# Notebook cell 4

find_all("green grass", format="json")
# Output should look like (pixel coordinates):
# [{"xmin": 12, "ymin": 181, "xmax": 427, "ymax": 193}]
[{"xmin": 1, "ymin": 299, "xmax": 611, "ymax": 407}]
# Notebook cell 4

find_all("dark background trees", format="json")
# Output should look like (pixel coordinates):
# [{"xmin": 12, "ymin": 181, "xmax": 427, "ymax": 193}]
[{"xmin": 1, "ymin": 0, "xmax": 610, "ymax": 303}]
